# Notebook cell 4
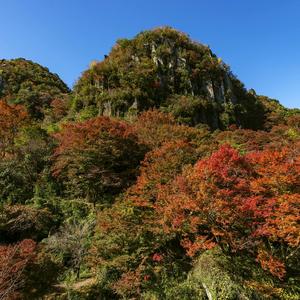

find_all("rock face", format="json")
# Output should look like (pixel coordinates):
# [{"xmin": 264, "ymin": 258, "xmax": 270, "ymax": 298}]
[
  {"xmin": 73, "ymin": 27, "xmax": 265, "ymax": 129},
  {"xmin": 0, "ymin": 58, "xmax": 70, "ymax": 119}
]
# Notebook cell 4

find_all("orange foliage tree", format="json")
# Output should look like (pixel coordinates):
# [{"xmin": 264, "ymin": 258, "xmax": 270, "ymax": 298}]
[
  {"xmin": 0, "ymin": 100, "xmax": 28, "ymax": 157},
  {"xmin": 128, "ymin": 140, "xmax": 198, "ymax": 208}
]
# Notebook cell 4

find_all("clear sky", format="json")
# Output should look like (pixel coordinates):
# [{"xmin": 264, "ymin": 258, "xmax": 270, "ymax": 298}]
[{"xmin": 1, "ymin": 0, "xmax": 299, "ymax": 108}]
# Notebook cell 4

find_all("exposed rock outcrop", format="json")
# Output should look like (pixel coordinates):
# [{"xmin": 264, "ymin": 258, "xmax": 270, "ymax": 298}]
[{"xmin": 72, "ymin": 27, "xmax": 265, "ymax": 129}]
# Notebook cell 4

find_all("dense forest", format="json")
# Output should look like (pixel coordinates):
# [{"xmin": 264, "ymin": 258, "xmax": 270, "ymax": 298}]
[{"xmin": 0, "ymin": 27, "xmax": 299, "ymax": 299}]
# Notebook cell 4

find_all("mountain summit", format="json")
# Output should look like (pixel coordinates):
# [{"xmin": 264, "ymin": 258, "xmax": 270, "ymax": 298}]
[{"xmin": 73, "ymin": 27, "xmax": 264, "ymax": 129}]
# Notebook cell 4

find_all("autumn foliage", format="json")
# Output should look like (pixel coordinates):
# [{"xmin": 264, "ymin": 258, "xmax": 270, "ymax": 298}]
[
  {"xmin": 89, "ymin": 108, "xmax": 300, "ymax": 298},
  {"xmin": 0, "ymin": 239, "xmax": 36, "ymax": 299},
  {"xmin": 134, "ymin": 109, "xmax": 209, "ymax": 149},
  {"xmin": 52, "ymin": 116, "xmax": 146, "ymax": 202},
  {"xmin": 0, "ymin": 100, "xmax": 28, "ymax": 157},
  {"xmin": 0, "ymin": 38, "xmax": 299, "ymax": 298},
  {"xmin": 154, "ymin": 144, "xmax": 299, "ymax": 279}
]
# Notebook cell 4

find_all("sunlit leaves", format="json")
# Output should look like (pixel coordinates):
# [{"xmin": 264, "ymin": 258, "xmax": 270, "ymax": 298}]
[{"xmin": 154, "ymin": 144, "xmax": 300, "ymax": 279}]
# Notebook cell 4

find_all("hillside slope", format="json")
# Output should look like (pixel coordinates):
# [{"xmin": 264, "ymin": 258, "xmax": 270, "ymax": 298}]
[{"xmin": 0, "ymin": 58, "xmax": 70, "ymax": 119}]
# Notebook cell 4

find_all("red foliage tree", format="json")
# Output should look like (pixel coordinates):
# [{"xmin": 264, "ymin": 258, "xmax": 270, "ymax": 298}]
[
  {"xmin": 0, "ymin": 239, "xmax": 36, "ymax": 299},
  {"xmin": 155, "ymin": 144, "xmax": 300, "ymax": 279},
  {"xmin": 52, "ymin": 116, "xmax": 146, "ymax": 203}
]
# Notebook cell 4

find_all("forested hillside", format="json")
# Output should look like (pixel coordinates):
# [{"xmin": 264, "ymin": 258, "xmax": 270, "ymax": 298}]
[
  {"xmin": 0, "ymin": 27, "xmax": 299, "ymax": 300},
  {"xmin": 0, "ymin": 58, "xmax": 70, "ymax": 120}
]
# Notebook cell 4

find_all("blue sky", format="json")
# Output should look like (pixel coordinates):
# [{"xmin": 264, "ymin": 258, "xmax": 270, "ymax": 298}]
[{"xmin": 1, "ymin": 0, "xmax": 299, "ymax": 108}]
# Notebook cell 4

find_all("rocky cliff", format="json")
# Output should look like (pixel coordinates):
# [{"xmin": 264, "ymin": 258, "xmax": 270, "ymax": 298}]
[{"xmin": 72, "ymin": 27, "xmax": 265, "ymax": 129}]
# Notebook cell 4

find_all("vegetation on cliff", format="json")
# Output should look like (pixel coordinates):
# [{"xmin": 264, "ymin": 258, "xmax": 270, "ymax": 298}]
[{"xmin": 72, "ymin": 27, "xmax": 266, "ymax": 130}]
